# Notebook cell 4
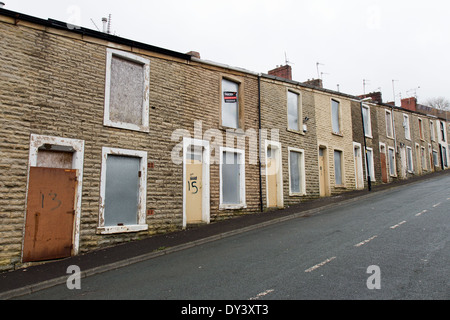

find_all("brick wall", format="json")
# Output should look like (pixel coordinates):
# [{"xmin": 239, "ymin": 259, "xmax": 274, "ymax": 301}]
[
  {"xmin": 260, "ymin": 77, "xmax": 320, "ymax": 207},
  {"xmin": 0, "ymin": 17, "xmax": 261, "ymax": 270},
  {"xmin": 351, "ymin": 101, "xmax": 382, "ymax": 186},
  {"xmin": 314, "ymin": 91, "xmax": 356, "ymax": 195}
]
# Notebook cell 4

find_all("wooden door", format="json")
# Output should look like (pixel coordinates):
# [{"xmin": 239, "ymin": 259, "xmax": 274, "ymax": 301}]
[
  {"xmin": 354, "ymin": 146, "xmax": 362, "ymax": 189},
  {"xmin": 319, "ymin": 148, "xmax": 328, "ymax": 197},
  {"xmin": 23, "ymin": 167, "xmax": 78, "ymax": 262},
  {"xmin": 267, "ymin": 157, "xmax": 278, "ymax": 208},
  {"xmin": 186, "ymin": 159, "xmax": 203, "ymax": 223},
  {"xmin": 380, "ymin": 152, "xmax": 388, "ymax": 183}
]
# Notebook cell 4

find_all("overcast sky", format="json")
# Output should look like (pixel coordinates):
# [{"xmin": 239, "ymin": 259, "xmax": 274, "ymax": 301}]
[{"xmin": 4, "ymin": 0, "xmax": 450, "ymax": 105}]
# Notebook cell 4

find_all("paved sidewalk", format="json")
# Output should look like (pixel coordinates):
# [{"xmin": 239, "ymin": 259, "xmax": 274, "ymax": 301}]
[{"xmin": 1, "ymin": 170, "xmax": 448, "ymax": 299}]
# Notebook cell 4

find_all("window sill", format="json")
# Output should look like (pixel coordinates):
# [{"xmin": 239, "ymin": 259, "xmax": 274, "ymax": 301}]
[
  {"xmin": 286, "ymin": 128, "xmax": 306, "ymax": 136},
  {"xmin": 97, "ymin": 224, "xmax": 148, "ymax": 235},
  {"xmin": 331, "ymin": 132, "xmax": 344, "ymax": 137},
  {"xmin": 289, "ymin": 192, "xmax": 306, "ymax": 197},
  {"xmin": 219, "ymin": 203, "xmax": 247, "ymax": 210},
  {"xmin": 104, "ymin": 120, "xmax": 150, "ymax": 133},
  {"xmin": 219, "ymin": 125, "xmax": 245, "ymax": 133}
]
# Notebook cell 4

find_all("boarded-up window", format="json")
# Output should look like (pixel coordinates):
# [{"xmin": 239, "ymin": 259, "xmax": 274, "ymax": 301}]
[
  {"xmin": 110, "ymin": 56, "xmax": 145, "ymax": 126},
  {"xmin": 289, "ymin": 149, "xmax": 304, "ymax": 194},
  {"xmin": 334, "ymin": 150, "xmax": 343, "ymax": 185},
  {"xmin": 366, "ymin": 148, "xmax": 375, "ymax": 181},
  {"xmin": 104, "ymin": 155, "xmax": 140, "ymax": 227},
  {"xmin": 98, "ymin": 147, "xmax": 148, "ymax": 234},
  {"xmin": 386, "ymin": 111, "xmax": 393, "ymax": 138},
  {"xmin": 104, "ymin": 48, "xmax": 150, "ymax": 132},
  {"xmin": 362, "ymin": 105, "xmax": 371, "ymax": 137},
  {"xmin": 331, "ymin": 99, "xmax": 340, "ymax": 134},
  {"xmin": 407, "ymin": 147, "xmax": 414, "ymax": 172},
  {"xmin": 403, "ymin": 114, "xmax": 411, "ymax": 140},
  {"xmin": 388, "ymin": 147, "xmax": 396, "ymax": 176},
  {"xmin": 222, "ymin": 151, "xmax": 241, "ymax": 204},
  {"xmin": 222, "ymin": 79, "xmax": 239, "ymax": 129},
  {"xmin": 288, "ymin": 91, "xmax": 300, "ymax": 131},
  {"xmin": 418, "ymin": 119, "xmax": 424, "ymax": 140}
]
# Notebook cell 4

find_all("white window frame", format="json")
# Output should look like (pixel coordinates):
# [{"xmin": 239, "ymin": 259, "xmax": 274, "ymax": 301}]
[
  {"xmin": 406, "ymin": 146, "xmax": 414, "ymax": 173},
  {"xmin": 364, "ymin": 146, "xmax": 376, "ymax": 182},
  {"xmin": 418, "ymin": 118, "xmax": 424, "ymax": 140},
  {"xmin": 421, "ymin": 146, "xmax": 427, "ymax": 170},
  {"xmin": 353, "ymin": 142, "xmax": 365, "ymax": 188},
  {"xmin": 432, "ymin": 149, "xmax": 439, "ymax": 167},
  {"xmin": 388, "ymin": 146, "xmax": 397, "ymax": 177},
  {"xmin": 264, "ymin": 140, "xmax": 284, "ymax": 208},
  {"xmin": 385, "ymin": 110, "xmax": 394, "ymax": 138},
  {"xmin": 287, "ymin": 89, "xmax": 303, "ymax": 133},
  {"xmin": 98, "ymin": 147, "xmax": 148, "ymax": 234},
  {"xmin": 288, "ymin": 147, "xmax": 306, "ymax": 196},
  {"xmin": 104, "ymin": 48, "xmax": 150, "ymax": 133},
  {"xmin": 331, "ymin": 99, "xmax": 341, "ymax": 135},
  {"xmin": 430, "ymin": 120, "xmax": 436, "ymax": 141},
  {"xmin": 182, "ymin": 138, "xmax": 211, "ymax": 228},
  {"xmin": 362, "ymin": 104, "xmax": 372, "ymax": 138},
  {"xmin": 219, "ymin": 147, "xmax": 246, "ymax": 210},
  {"xmin": 403, "ymin": 114, "xmax": 411, "ymax": 140},
  {"xmin": 334, "ymin": 149, "xmax": 344, "ymax": 186},
  {"xmin": 220, "ymin": 76, "xmax": 242, "ymax": 130}
]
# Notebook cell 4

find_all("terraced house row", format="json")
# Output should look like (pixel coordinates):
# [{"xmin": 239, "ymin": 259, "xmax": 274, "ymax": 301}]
[{"xmin": 0, "ymin": 8, "xmax": 449, "ymax": 271}]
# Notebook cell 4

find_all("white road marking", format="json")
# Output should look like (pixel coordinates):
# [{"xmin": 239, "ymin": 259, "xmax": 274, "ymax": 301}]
[
  {"xmin": 354, "ymin": 235, "xmax": 378, "ymax": 247},
  {"xmin": 415, "ymin": 210, "xmax": 427, "ymax": 217},
  {"xmin": 433, "ymin": 202, "xmax": 441, "ymax": 208},
  {"xmin": 390, "ymin": 221, "xmax": 407, "ymax": 229},
  {"xmin": 249, "ymin": 289, "xmax": 274, "ymax": 300},
  {"xmin": 305, "ymin": 257, "xmax": 336, "ymax": 273}
]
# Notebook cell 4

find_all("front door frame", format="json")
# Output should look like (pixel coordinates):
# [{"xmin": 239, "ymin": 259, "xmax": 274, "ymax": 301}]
[
  {"xmin": 353, "ymin": 142, "xmax": 364, "ymax": 190},
  {"xmin": 264, "ymin": 140, "xmax": 283, "ymax": 209},
  {"xmin": 318, "ymin": 144, "xmax": 330, "ymax": 197},
  {"xmin": 24, "ymin": 134, "xmax": 85, "ymax": 260},
  {"xmin": 183, "ymin": 138, "xmax": 210, "ymax": 228}
]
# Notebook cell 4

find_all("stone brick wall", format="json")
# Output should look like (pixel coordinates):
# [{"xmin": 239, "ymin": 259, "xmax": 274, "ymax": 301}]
[
  {"xmin": 260, "ymin": 77, "xmax": 320, "ymax": 207},
  {"xmin": 351, "ymin": 101, "xmax": 382, "ymax": 187},
  {"xmin": 314, "ymin": 91, "xmax": 356, "ymax": 195},
  {"xmin": 0, "ymin": 17, "xmax": 261, "ymax": 270}
]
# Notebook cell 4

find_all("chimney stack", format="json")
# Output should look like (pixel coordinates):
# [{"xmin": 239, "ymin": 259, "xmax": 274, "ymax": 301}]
[
  {"xmin": 303, "ymin": 79, "xmax": 323, "ymax": 89},
  {"xmin": 358, "ymin": 92, "xmax": 383, "ymax": 104},
  {"xmin": 401, "ymin": 97, "xmax": 417, "ymax": 112},
  {"xmin": 268, "ymin": 65, "xmax": 292, "ymax": 81}
]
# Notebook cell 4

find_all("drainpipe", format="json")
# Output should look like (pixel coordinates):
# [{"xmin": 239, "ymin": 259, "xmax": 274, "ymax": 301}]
[
  {"xmin": 360, "ymin": 98, "xmax": 372, "ymax": 191},
  {"xmin": 258, "ymin": 74, "xmax": 263, "ymax": 212},
  {"xmin": 392, "ymin": 105, "xmax": 398, "ymax": 153}
]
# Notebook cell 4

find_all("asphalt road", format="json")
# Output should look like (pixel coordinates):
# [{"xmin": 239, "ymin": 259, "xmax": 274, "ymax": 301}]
[{"xmin": 16, "ymin": 174, "xmax": 450, "ymax": 300}]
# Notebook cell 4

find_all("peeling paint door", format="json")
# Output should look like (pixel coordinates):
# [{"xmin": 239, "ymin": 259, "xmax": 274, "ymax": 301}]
[
  {"xmin": 380, "ymin": 151, "xmax": 388, "ymax": 183},
  {"xmin": 267, "ymin": 147, "xmax": 278, "ymax": 208},
  {"xmin": 319, "ymin": 148, "xmax": 329, "ymax": 197},
  {"xmin": 186, "ymin": 147, "xmax": 203, "ymax": 223},
  {"xmin": 23, "ymin": 167, "xmax": 77, "ymax": 262}
]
